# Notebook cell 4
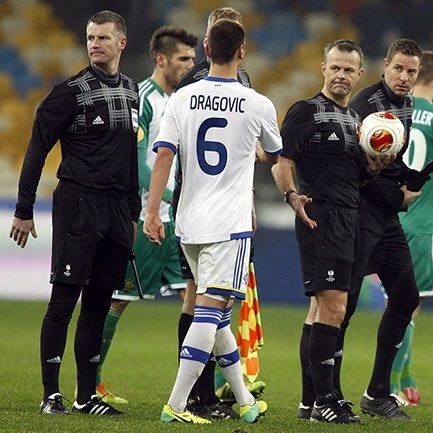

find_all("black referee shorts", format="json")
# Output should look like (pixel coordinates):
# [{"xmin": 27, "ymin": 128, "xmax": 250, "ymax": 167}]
[
  {"xmin": 354, "ymin": 198, "xmax": 417, "ymax": 294},
  {"xmin": 50, "ymin": 182, "xmax": 133, "ymax": 288},
  {"xmin": 296, "ymin": 201, "xmax": 359, "ymax": 296}
]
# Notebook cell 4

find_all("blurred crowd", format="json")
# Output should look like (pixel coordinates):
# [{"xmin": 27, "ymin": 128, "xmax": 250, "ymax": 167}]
[{"xmin": 1, "ymin": 0, "xmax": 432, "ymax": 202}]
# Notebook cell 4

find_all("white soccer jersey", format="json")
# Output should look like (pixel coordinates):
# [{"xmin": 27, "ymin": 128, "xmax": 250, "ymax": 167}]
[
  {"xmin": 154, "ymin": 76, "xmax": 282, "ymax": 244},
  {"xmin": 137, "ymin": 78, "xmax": 176, "ymax": 222}
]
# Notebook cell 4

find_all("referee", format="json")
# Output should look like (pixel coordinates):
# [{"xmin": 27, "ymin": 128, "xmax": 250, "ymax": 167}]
[
  {"xmin": 273, "ymin": 39, "xmax": 388, "ymax": 423},
  {"xmin": 344, "ymin": 38, "xmax": 422, "ymax": 420},
  {"xmin": 9, "ymin": 10, "xmax": 140, "ymax": 416}
]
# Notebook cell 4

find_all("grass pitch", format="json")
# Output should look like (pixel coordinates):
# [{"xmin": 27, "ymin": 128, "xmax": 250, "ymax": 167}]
[{"xmin": 1, "ymin": 300, "xmax": 433, "ymax": 432}]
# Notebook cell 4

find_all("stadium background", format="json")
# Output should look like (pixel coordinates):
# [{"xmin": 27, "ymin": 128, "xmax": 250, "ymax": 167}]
[{"xmin": 0, "ymin": 0, "xmax": 432, "ymax": 306}]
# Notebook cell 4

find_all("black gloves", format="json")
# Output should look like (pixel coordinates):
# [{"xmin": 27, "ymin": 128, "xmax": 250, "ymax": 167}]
[{"xmin": 403, "ymin": 160, "xmax": 433, "ymax": 191}]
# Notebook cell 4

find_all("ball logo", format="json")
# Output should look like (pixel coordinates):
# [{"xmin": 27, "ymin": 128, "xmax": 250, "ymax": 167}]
[
  {"xmin": 378, "ymin": 112, "xmax": 396, "ymax": 120},
  {"xmin": 370, "ymin": 129, "xmax": 394, "ymax": 153}
]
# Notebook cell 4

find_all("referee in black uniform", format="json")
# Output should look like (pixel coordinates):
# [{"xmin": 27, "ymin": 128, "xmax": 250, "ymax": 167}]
[
  {"xmin": 273, "ymin": 39, "xmax": 388, "ymax": 423},
  {"xmin": 343, "ymin": 39, "xmax": 422, "ymax": 420},
  {"xmin": 172, "ymin": 7, "xmax": 253, "ymax": 420},
  {"xmin": 9, "ymin": 11, "xmax": 140, "ymax": 416}
]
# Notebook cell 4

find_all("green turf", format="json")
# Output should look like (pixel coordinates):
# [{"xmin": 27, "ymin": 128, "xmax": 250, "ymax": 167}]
[{"xmin": 1, "ymin": 300, "xmax": 433, "ymax": 432}]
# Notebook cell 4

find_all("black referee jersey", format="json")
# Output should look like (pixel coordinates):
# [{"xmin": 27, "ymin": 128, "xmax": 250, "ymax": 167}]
[
  {"xmin": 15, "ymin": 64, "xmax": 141, "ymax": 222},
  {"xmin": 281, "ymin": 92, "xmax": 368, "ymax": 209},
  {"xmin": 350, "ymin": 78, "xmax": 413, "ymax": 214}
]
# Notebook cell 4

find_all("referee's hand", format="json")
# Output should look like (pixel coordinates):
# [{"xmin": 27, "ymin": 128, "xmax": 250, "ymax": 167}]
[
  {"xmin": 288, "ymin": 194, "xmax": 317, "ymax": 229},
  {"xmin": 400, "ymin": 185, "xmax": 421, "ymax": 208},
  {"xmin": 366, "ymin": 153, "xmax": 396, "ymax": 175},
  {"xmin": 143, "ymin": 212, "xmax": 165, "ymax": 245},
  {"xmin": 9, "ymin": 217, "xmax": 37, "ymax": 248}
]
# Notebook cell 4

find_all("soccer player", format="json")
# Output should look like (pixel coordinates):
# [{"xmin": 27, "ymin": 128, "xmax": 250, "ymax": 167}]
[
  {"xmin": 173, "ymin": 7, "xmax": 263, "ymax": 419},
  {"xmin": 343, "ymin": 39, "xmax": 422, "ymax": 420},
  {"xmin": 273, "ymin": 39, "xmax": 390, "ymax": 423},
  {"xmin": 390, "ymin": 50, "xmax": 433, "ymax": 406},
  {"xmin": 144, "ymin": 20, "xmax": 282, "ymax": 424},
  {"xmin": 93, "ymin": 25, "xmax": 197, "ymax": 404},
  {"xmin": 9, "ymin": 11, "xmax": 140, "ymax": 415}
]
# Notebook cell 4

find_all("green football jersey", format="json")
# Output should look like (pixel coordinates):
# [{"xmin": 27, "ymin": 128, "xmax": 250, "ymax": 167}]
[
  {"xmin": 400, "ymin": 96, "xmax": 433, "ymax": 233},
  {"xmin": 137, "ymin": 77, "xmax": 174, "ymax": 222}
]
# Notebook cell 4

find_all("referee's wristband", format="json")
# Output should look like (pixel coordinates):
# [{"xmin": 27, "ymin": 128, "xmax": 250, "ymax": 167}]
[{"xmin": 283, "ymin": 189, "xmax": 298, "ymax": 204}]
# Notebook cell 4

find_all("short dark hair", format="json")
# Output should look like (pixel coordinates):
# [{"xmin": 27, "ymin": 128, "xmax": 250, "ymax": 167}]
[
  {"xmin": 87, "ymin": 10, "xmax": 126, "ymax": 37},
  {"xmin": 149, "ymin": 25, "xmax": 198, "ymax": 62},
  {"xmin": 207, "ymin": 7, "xmax": 242, "ymax": 31},
  {"xmin": 207, "ymin": 20, "xmax": 245, "ymax": 65},
  {"xmin": 323, "ymin": 39, "xmax": 364, "ymax": 68},
  {"xmin": 386, "ymin": 38, "xmax": 422, "ymax": 62},
  {"xmin": 416, "ymin": 50, "xmax": 433, "ymax": 85}
]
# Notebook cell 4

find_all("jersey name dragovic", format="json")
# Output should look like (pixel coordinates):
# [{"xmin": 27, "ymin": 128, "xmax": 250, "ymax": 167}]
[{"xmin": 153, "ymin": 76, "xmax": 282, "ymax": 244}]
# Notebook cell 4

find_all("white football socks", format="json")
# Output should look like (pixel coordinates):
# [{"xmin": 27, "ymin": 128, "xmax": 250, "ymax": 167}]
[
  {"xmin": 168, "ymin": 306, "xmax": 223, "ymax": 412},
  {"xmin": 213, "ymin": 310, "xmax": 254, "ymax": 406}
]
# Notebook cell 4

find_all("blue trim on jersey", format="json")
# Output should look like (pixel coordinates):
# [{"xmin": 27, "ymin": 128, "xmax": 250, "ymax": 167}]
[
  {"xmin": 230, "ymin": 231, "xmax": 253, "ymax": 240},
  {"xmin": 207, "ymin": 286, "xmax": 246, "ymax": 300},
  {"xmin": 153, "ymin": 141, "xmax": 177, "ymax": 154},
  {"xmin": 265, "ymin": 148, "xmax": 283, "ymax": 156},
  {"xmin": 180, "ymin": 345, "xmax": 210, "ymax": 364},
  {"xmin": 204, "ymin": 76, "xmax": 237, "ymax": 83},
  {"xmin": 215, "ymin": 349, "xmax": 240, "ymax": 368},
  {"xmin": 217, "ymin": 307, "xmax": 232, "ymax": 329},
  {"xmin": 233, "ymin": 238, "xmax": 248, "ymax": 289},
  {"xmin": 193, "ymin": 306, "xmax": 224, "ymax": 325}
]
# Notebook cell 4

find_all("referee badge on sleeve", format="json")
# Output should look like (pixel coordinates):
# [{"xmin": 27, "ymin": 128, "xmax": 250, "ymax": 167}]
[{"xmin": 131, "ymin": 108, "xmax": 138, "ymax": 132}]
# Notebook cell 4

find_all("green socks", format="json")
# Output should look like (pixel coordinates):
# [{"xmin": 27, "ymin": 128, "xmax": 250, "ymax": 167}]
[
  {"xmin": 390, "ymin": 320, "xmax": 415, "ymax": 393},
  {"xmin": 96, "ymin": 306, "xmax": 123, "ymax": 384}
]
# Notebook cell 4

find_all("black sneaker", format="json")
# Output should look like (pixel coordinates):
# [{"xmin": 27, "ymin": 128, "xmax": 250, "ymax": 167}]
[
  {"xmin": 311, "ymin": 398, "xmax": 362, "ymax": 423},
  {"xmin": 40, "ymin": 393, "xmax": 69, "ymax": 415},
  {"xmin": 338, "ymin": 399, "xmax": 362, "ymax": 423},
  {"xmin": 360, "ymin": 392, "xmax": 411, "ymax": 421},
  {"xmin": 186, "ymin": 399, "xmax": 213, "ymax": 419},
  {"xmin": 72, "ymin": 395, "xmax": 123, "ymax": 415},
  {"xmin": 208, "ymin": 402, "xmax": 240, "ymax": 420},
  {"xmin": 297, "ymin": 403, "xmax": 312, "ymax": 420}
]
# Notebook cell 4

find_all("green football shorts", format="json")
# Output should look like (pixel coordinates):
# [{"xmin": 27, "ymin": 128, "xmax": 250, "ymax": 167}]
[
  {"xmin": 407, "ymin": 233, "xmax": 433, "ymax": 297},
  {"xmin": 113, "ymin": 220, "xmax": 186, "ymax": 300}
]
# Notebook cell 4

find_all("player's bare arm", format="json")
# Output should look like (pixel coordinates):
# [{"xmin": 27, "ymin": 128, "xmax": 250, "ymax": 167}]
[
  {"xmin": 143, "ymin": 146, "xmax": 174, "ymax": 244},
  {"xmin": 9, "ymin": 217, "xmax": 37, "ymax": 248},
  {"xmin": 252, "ymin": 195, "xmax": 257, "ymax": 233},
  {"xmin": 132, "ymin": 220, "xmax": 138, "ymax": 242},
  {"xmin": 256, "ymin": 143, "xmax": 279, "ymax": 164},
  {"xmin": 256, "ymin": 142, "xmax": 278, "ymax": 163}
]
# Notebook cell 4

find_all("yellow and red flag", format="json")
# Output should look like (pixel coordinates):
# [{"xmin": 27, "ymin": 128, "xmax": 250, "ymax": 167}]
[{"xmin": 236, "ymin": 262, "xmax": 264, "ymax": 383}]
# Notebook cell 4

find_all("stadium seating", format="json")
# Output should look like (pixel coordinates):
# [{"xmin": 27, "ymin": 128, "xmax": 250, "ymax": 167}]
[
  {"xmin": 0, "ymin": 0, "xmax": 409, "ymax": 200},
  {"xmin": 0, "ymin": 0, "xmax": 87, "ymax": 195}
]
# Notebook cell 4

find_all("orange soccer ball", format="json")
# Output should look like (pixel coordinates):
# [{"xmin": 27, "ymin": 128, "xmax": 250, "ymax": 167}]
[{"xmin": 359, "ymin": 111, "xmax": 405, "ymax": 157}]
